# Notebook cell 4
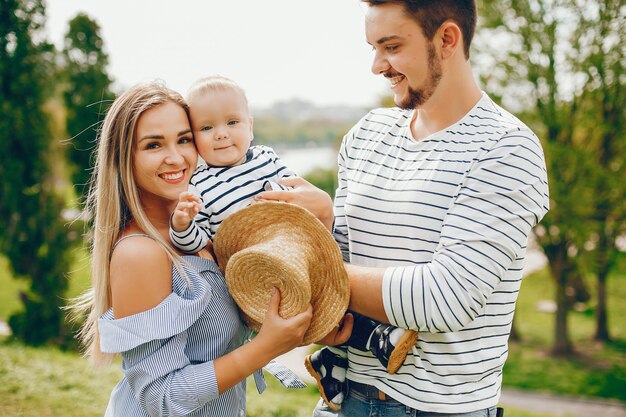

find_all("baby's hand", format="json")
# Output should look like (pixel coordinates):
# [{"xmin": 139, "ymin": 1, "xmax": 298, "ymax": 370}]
[{"xmin": 172, "ymin": 191, "xmax": 202, "ymax": 232}]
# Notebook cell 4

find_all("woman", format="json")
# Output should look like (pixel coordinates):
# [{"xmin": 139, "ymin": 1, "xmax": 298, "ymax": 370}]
[{"xmin": 72, "ymin": 81, "xmax": 312, "ymax": 417}]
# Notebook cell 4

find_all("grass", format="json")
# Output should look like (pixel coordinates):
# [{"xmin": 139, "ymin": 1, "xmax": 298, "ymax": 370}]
[
  {"xmin": 504, "ymin": 265, "xmax": 626, "ymax": 401},
  {"xmin": 1, "ymin": 250, "xmax": 624, "ymax": 415},
  {"xmin": 0, "ymin": 341, "xmax": 121, "ymax": 417},
  {"xmin": 0, "ymin": 340, "xmax": 574, "ymax": 417}
]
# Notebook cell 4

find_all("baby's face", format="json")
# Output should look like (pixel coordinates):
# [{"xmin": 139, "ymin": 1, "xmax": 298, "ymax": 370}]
[{"xmin": 189, "ymin": 89, "xmax": 253, "ymax": 167}]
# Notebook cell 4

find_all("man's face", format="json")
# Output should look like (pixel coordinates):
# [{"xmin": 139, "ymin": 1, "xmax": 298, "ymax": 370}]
[{"xmin": 366, "ymin": 3, "xmax": 442, "ymax": 109}]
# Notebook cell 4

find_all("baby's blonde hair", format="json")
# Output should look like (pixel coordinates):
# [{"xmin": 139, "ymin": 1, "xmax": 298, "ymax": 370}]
[{"xmin": 187, "ymin": 75, "xmax": 249, "ymax": 108}]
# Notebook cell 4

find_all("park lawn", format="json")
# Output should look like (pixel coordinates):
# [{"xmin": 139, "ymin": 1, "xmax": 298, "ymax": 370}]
[
  {"xmin": 1, "ymin": 249, "xmax": 624, "ymax": 414},
  {"xmin": 504, "ymin": 262, "xmax": 626, "ymax": 401},
  {"xmin": 0, "ymin": 340, "xmax": 570, "ymax": 417}
]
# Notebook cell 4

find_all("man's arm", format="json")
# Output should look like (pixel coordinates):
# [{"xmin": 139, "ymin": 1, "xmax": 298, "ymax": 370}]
[{"xmin": 344, "ymin": 263, "xmax": 387, "ymax": 322}]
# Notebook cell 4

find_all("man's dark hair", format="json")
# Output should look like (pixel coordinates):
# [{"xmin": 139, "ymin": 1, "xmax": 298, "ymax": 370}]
[{"xmin": 363, "ymin": 0, "xmax": 476, "ymax": 59}]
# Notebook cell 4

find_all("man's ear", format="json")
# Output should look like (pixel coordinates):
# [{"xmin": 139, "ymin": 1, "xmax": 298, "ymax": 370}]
[{"xmin": 437, "ymin": 20, "xmax": 463, "ymax": 60}]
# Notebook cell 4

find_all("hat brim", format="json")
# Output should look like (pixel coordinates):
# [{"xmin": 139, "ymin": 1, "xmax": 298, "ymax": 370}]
[{"xmin": 213, "ymin": 202, "xmax": 349, "ymax": 344}]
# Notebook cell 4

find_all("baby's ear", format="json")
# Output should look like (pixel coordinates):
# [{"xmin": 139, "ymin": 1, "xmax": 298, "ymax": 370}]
[{"xmin": 249, "ymin": 116, "xmax": 254, "ymax": 140}]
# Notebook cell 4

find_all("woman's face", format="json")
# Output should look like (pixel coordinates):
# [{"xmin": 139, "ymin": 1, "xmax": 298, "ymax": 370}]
[{"xmin": 133, "ymin": 101, "xmax": 198, "ymax": 207}]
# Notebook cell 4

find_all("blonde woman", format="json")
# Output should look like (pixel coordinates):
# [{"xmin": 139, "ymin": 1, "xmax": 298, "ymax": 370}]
[{"xmin": 72, "ymin": 81, "xmax": 312, "ymax": 417}]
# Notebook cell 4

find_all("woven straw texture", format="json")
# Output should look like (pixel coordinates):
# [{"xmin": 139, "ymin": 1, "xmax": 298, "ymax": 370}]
[{"xmin": 213, "ymin": 202, "xmax": 349, "ymax": 344}]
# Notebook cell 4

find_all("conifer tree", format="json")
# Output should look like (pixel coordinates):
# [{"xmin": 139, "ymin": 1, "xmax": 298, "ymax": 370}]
[
  {"xmin": 62, "ymin": 13, "xmax": 114, "ymax": 202},
  {"xmin": 0, "ymin": 0, "xmax": 74, "ymax": 345}
]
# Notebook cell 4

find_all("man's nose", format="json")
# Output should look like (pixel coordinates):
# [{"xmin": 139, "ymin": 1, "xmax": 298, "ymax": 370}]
[{"xmin": 371, "ymin": 50, "xmax": 389, "ymax": 75}]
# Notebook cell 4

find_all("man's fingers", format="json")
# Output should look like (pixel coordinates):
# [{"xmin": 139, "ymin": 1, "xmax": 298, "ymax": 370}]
[
  {"xmin": 255, "ymin": 190, "xmax": 292, "ymax": 202},
  {"xmin": 279, "ymin": 176, "xmax": 306, "ymax": 187}
]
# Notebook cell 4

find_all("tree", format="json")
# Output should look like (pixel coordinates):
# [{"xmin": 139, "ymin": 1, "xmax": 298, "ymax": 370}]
[
  {"xmin": 0, "ymin": 0, "xmax": 75, "ymax": 345},
  {"xmin": 62, "ymin": 13, "xmax": 114, "ymax": 202},
  {"xmin": 480, "ymin": 0, "xmax": 624, "ymax": 354},
  {"xmin": 477, "ymin": 0, "xmax": 625, "ymax": 353},
  {"xmin": 577, "ymin": 0, "xmax": 626, "ymax": 342}
]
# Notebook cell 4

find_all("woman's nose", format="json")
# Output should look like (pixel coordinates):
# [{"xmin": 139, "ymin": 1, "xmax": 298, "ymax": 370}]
[{"xmin": 165, "ymin": 146, "xmax": 185, "ymax": 165}]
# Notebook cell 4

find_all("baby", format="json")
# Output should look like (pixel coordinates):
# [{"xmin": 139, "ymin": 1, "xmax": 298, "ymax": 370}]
[
  {"xmin": 170, "ymin": 75, "xmax": 294, "ymax": 252},
  {"xmin": 169, "ymin": 75, "xmax": 418, "ymax": 411}
]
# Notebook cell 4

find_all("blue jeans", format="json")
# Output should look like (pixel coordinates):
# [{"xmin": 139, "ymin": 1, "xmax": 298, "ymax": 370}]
[{"xmin": 312, "ymin": 390, "xmax": 498, "ymax": 417}]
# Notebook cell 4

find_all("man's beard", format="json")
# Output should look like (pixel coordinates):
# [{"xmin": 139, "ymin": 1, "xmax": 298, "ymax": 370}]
[{"xmin": 396, "ymin": 42, "xmax": 442, "ymax": 110}]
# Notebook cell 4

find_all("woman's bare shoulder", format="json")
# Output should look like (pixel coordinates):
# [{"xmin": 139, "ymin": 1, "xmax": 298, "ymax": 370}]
[{"xmin": 109, "ymin": 235, "xmax": 173, "ymax": 319}]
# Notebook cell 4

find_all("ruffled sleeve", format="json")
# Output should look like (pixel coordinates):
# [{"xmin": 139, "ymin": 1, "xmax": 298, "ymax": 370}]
[
  {"xmin": 99, "ymin": 259, "xmax": 213, "ymax": 353},
  {"xmin": 98, "ymin": 258, "xmax": 227, "ymax": 417}
]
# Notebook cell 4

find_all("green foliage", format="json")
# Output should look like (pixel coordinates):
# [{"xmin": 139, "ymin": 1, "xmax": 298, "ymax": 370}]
[
  {"xmin": 254, "ymin": 117, "xmax": 350, "ymax": 149},
  {"xmin": 304, "ymin": 168, "xmax": 338, "ymax": 198},
  {"xmin": 477, "ymin": 0, "xmax": 626, "ymax": 352},
  {"xmin": 62, "ymin": 13, "xmax": 114, "ymax": 201},
  {"xmin": 0, "ymin": 0, "xmax": 77, "ymax": 345}
]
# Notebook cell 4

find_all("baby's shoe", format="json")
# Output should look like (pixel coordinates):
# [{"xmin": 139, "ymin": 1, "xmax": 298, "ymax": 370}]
[
  {"xmin": 304, "ymin": 347, "xmax": 347, "ymax": 411},
  {"xmin": 369, "ymin": 325, "xmax": 418, "ymax": 374}
]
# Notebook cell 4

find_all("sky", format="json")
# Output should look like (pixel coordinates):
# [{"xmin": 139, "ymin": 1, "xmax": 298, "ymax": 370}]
[{"xmin": 44, "ymin": 0, "xmax": 390, "ymax": 109}]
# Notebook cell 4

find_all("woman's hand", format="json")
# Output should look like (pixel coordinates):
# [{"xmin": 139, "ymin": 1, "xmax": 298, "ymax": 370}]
[
  {"xmin": 213, "ymin": 288, "xmax": 311, "ymax": 393},
  {"xmin": 255, "ymin": 288, "xmax": 313, "ymax": 357},
  {"xmin": 254, "ymin": 177, "xmax": 334, "ymax": 231}
]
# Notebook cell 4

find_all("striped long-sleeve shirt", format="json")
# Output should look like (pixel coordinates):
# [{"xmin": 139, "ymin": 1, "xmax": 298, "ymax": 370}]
[
  {"xmin": 171, "ymin": 145, "xmax": 295, "ymax": 254},
  {"xmin": 335, "ymin": 93, "xmax": 549, "ymax": 413}
]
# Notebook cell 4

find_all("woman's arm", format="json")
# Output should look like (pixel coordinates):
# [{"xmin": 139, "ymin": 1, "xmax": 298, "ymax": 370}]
[
  {"xmin": 213, "ymin": 289, "xmax": 311, "ymax": 393},
  {"xmin": 108, "ymin": 238, "xmax": 312, "ymax": 416}
]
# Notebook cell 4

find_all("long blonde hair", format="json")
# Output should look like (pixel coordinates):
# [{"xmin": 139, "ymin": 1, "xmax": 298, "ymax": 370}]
[{"xmin": 71, "ymin": 81, "xmax": 189, "ymax": 365}]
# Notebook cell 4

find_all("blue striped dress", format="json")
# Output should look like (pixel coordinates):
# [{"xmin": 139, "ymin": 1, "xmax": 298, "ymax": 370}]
[
  {"xmin": 334, "ymin": 93, "xmax": 550, "ymax": 412},
  {"xmin": 99, "ymin": 256, "xmax": 254, "ymax": 417}
]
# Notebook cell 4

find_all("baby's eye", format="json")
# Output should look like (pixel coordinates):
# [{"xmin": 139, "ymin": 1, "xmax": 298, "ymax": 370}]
[
  {"xmin": 200, "ymin": 126, "xmax": 213, "ymax": 131},
  {"xmin": 227, "ymin": 120, "xmax": 239, "ymax": 126}
]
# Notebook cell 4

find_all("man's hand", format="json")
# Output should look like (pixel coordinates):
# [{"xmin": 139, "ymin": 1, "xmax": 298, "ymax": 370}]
[
  {"xmin": 172, "ymin": 191, "xmax": 202, "ymax": 232},
  {"xmin": 254, "ymin": 177, "xmax": 334, "ymax": 231}
]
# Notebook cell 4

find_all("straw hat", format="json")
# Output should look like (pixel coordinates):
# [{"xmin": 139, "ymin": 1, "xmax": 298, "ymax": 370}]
[{"xmin": 213, "ymin": 202, "xmax": 349, "ymax": 344}]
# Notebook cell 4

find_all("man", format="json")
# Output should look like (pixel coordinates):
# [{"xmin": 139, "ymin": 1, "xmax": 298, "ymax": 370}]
[{"xmin": 260, "ymin": 1, "xmax": 549, "ymax": 415}]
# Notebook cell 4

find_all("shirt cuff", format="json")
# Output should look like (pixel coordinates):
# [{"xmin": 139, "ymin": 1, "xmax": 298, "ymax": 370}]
[
  {"xmin": 169, "ymin": 216, "xmax": 198, "ymax": 251},
  {"xmin": 192, "ymin": 360, "xmax": 219, "ymax": 401}
]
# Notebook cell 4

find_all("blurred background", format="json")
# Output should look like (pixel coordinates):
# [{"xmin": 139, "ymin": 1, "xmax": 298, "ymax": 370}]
[{"xmin": 0, "ymin": 1, "xmax": 624, "ymax": 416}]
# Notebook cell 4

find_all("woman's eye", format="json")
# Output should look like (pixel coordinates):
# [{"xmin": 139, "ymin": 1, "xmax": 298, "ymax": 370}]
[
  {"xmin": 386, "ymin": 45, "xmax": 398, "ymax": 52},
  {"xmin": 146, "ymin": 142, "xmax": 160, "ymax": 149}
]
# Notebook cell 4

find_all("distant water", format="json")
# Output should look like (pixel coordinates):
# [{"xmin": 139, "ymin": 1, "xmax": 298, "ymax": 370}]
[{"xmin": 277, "ymin": 146, "xmax": 338, "ymax": 176}]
